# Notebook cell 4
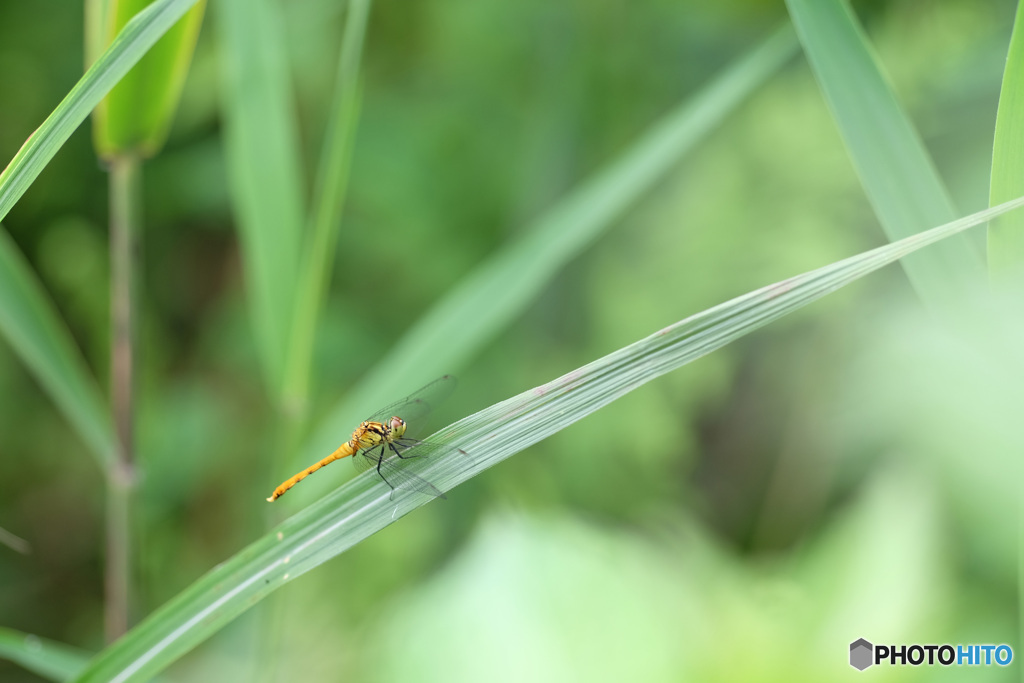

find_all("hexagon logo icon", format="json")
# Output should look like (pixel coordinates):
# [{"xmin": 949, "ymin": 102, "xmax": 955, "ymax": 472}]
[{"xmin": 850, "ymin": 638, "xmax": 873, "ymax": 670}]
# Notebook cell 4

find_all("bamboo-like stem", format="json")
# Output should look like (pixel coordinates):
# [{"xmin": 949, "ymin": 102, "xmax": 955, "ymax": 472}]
[{"xmin": 106, "ymin": 154, "xmax": 140, "ymax": 643}]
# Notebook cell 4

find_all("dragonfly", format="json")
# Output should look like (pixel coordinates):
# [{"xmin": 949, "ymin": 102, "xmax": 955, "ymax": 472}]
[{"xmin": 267, "ymin": 376, "xmax": 465, "ymax": 502}]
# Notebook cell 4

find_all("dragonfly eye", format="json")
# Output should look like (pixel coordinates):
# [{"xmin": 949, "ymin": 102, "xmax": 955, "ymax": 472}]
[{"xmin": 389, "ymin": 416, "xmax": 406, "ymax": 437}]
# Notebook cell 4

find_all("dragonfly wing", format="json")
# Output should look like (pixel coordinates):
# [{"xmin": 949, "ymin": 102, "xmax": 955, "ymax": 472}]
[
  {"xmin": 352, "ymin": 443, "xmax": 384, "ymax": 473},
  {"xmin": 363, "ymin": 375, "xmax": 458, "ymax": 434},
  {"xmin": 391, "ymin": 437, "xmax": 471, "ymax": 464},
  {"xmin": 355, "ymin": 440, "xmax": 447, "ymax": 499},
  {"xmin": 377, "ymin": 449, "xmax": 447, "ymax": 499}
]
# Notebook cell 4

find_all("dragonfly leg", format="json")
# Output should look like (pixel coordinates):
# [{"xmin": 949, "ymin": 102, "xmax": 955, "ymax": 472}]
[
  {"xmin": 389, "ymin": 442, "xmax": 421, "ymax": 460},
  {"xmin": 376, "ymin": 456, "xmax": 396, "ymax": 491},
  {"xmin": 376, "ymin": 456, "xmax": 402, "ymax": 501}
]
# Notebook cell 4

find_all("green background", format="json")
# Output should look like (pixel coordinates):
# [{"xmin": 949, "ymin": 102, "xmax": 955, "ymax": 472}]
[{"xmin": 0, "ymin": 0, "xmax": 1019, "ymax": 680}]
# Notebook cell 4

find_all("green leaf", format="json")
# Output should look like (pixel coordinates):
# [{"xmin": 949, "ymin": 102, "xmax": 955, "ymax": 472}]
[
  {"xmin": 282, "ymin": 0, "xmax": 371, "ymax": 410},
  {"xmin": 301, "ymin": 25, "xmax": 799, "ymax": 467},
  {"xmin": 71, "ymin": 195, "xmax": 1024, "ymax": 683},
  {"xmin": 93, "ymin": 0, "xmax": 207, "ymax": 158},
  {"xmin": 215, "ymin": 0, "xmax": 306, "ymax": 396},
  {"xmin": 0, "ymin": 229, "xmax": 114, "ymax": 467},
  {"xmin": 985, "ymin": 6, "xmax": 1024, "ymax": 647},
  {"xmin": 989, "ymin": 3, "xmax": 1024, "ymax": 287},
  {"xmin": 0, "ymin": 0, "xmax": 203, "ymax": 223},
  {"xmin": 85, "ymin": 0, "xmax": 116, "ymax": 70},
  {"xmin": 786, "ymin": 0, "xmax": 985, "ymax": 311},
  {"xmin": 0, "ymin": 627, "xmax": 90, "ymax": 681}
]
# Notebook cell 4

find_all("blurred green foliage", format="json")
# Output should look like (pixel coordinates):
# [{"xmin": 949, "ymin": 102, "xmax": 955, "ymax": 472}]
[{"xmin": 0, "ymin": 0, "xmax": 1020, "ymax": 681}]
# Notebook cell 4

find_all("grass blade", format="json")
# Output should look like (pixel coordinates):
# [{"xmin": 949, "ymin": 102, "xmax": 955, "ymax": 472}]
[
  {"xmin": 0, "ymin": 627, "xmax": 90, "ymax": 681},
  {"xmin": 0, "ymin": 230, "xmax": 114, "ymax": 467},
  {"xmin": 786, "ymin": 0, "xmax": 985, "ymax": 310},
  {"xmin": 301, "ymin": 25, "xmax": 799, "ymax": 466},
  {"xmin": 84, "ymin": 0, "xmax": 116, "ymax": 69},
  {"xmin": 0, "ymin": 0, "xmax": 202, "ymax": 223},
  {"xmin": 71, "ymin": 194, "xmax": 1024, "ymax": 683},
  {"xmin": 986, "ymin": 0, "xmax": 1024, "ymax": 664},
  {"xmin": 282, "ymin": 0, "xmax": 371, "ymax": 409},
  {"xmin": 989, "ymin": 3, "xmax": 1024, "ymax": 286},
  {"xmin": 216, "ymin": 0, "xmax": 306, "ymax": 395}
]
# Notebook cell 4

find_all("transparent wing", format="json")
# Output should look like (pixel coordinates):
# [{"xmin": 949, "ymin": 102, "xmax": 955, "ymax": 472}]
[
  {"xmin": 352, "ymin": 442, "xmax": 385, "ymax": 474},
  {"xmin": 363, "ymin": 375, "xmax": 458, "ymax": 436},
  {"xmin": 390, "ymin": 436, "xmax": 469, "ymax": 461},
  {"xmin": 348, "ymin": 375, "xmax": 468, "ymax": 499},
  {"xmin": 352, "ymin": 441, "xmax": 448, "ymax": 499},
  {"xmin": 351, "ymin": 436, "xmax": 470, "ymax": 499}
]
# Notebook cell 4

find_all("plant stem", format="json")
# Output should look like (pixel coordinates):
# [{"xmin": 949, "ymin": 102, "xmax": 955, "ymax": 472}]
[{"xmin": 106, "ymin": 154, "xmax": 140, "ymax": 643}]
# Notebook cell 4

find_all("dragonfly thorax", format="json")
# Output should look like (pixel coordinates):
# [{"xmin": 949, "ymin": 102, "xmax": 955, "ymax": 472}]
[
  {"xmin": 351, "ymin": 417, "xmax": 408, "ymax": 451},
  {"xmin": 352, "ymin": 421, "xmax": 386, "ymax": 450}
]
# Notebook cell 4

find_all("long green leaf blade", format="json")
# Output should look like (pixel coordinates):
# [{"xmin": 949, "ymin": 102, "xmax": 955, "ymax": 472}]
[
  {"xmin": 0, "ymin": 230, "xmax": 114, "ymax": 467},
  {"xmin": 785, "ymin": 0, "xmax": 985, "ymax": 310},
  {"xmin": 216, "ymin": 0, "xmax": 306, "ymax": 395},
  {"xmin": 989, "ymin": 2, "xmax": 1024, "ymax": 286},
  {"xmin": 0, "ymin": 627, "xmax": 90, "ymax": 682},
  {"xmin": 0, "ymin": 0, "xmax": 202, "ymax": 222},
  {"xmin": 301, "ymin": 25, "xmax": 799, "ymax": 466},
  {"xmin": 71, "ymin": 195, "xmax": 1024, "ymax": 683},
  {"xmin": 282, "ymin": 0, "xmax": 371, "ymax": 409},
  {"xmin": 987, "ymin": 1, "xmax": 1024, "ymax": 647}
]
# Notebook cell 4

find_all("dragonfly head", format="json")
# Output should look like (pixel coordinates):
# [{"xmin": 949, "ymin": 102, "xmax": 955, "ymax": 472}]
[{"xmin": 388, "ymin": 416, "xmax": 407, "ymax": 438}]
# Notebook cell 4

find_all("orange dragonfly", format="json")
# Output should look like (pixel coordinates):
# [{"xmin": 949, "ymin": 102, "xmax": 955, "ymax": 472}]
[{"xmin": 267, "ymin": 376, "xmax": 464, "ymax": 502}]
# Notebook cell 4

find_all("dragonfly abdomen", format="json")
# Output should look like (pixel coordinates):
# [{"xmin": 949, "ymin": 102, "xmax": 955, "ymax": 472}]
[{"xmin": 266, "ymin": 441, "xmax": 357, "ymax": 502}]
